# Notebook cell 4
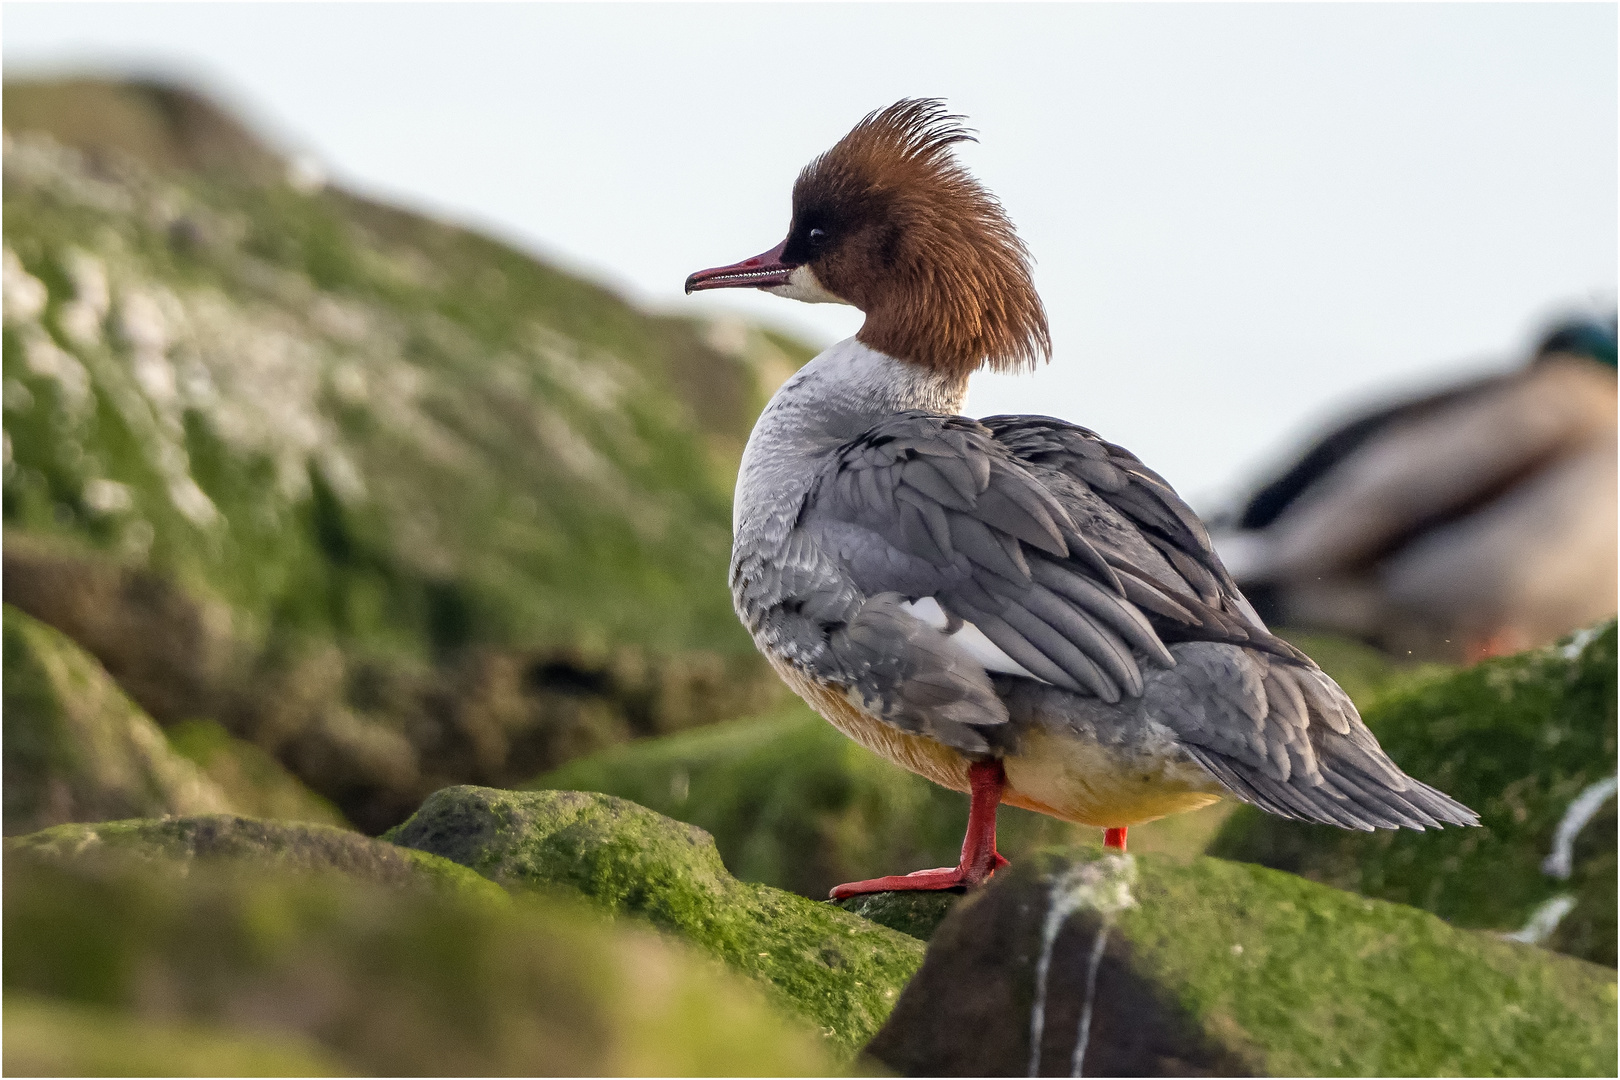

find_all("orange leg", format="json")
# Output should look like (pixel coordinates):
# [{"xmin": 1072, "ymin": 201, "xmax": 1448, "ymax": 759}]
[
  {"xmin": 1104, "ymin": 827, "xmax": 1128, "ymax": 851},
  {"xmin": 1464, "ymin": 627, "xmax": 1531, "ymax": 664},
  {"xmin": 829, "ymin": 760, "xmax": 1010, "ymax": 900}
]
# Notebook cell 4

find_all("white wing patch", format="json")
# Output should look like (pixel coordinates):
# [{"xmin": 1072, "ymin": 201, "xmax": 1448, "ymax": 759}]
[{"xmin": 899, "ymin": 596, "xmax": 1045, "ymax": 682}]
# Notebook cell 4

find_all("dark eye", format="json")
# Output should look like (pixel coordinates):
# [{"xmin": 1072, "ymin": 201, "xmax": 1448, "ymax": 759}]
[{"xmin": 808, "ymin": 228, "xmax": 826, "ymax": 245}]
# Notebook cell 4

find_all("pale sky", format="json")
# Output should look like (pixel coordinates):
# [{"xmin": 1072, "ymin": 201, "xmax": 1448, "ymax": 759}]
[{"xmin": 6, "ymin": 3, "xmax": 1616, "ymax": 509}]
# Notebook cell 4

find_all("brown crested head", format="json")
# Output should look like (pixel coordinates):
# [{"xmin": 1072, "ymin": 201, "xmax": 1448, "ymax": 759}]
[
  {"xmin": 788, "ymin": 98, "xmax": 1050, "ymax": 378},
  {"xmin": 684, "ymin": 99, "xmax": 1051, "ymax": 379}
]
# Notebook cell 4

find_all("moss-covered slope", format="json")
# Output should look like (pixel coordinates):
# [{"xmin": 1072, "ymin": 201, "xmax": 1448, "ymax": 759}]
[
  {"xmin": 1212, "ymin": 621, "xmax": 1617, "ymax": 966},
  {"xmin": 386, "ymin": 784, "xmax": 926, "ymax": 1054},
  {"xmin": 3, "ymin": 77, "xmax": 811, "ymax": 831},
  {"xmin": 3, "ymin": 77, "xmax": 810, "ymax": 659}
]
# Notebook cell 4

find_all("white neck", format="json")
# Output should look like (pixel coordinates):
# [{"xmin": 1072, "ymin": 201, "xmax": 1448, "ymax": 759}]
[
  {"xmin": 763, "ymin": 337, "xmax": 967, "ymax": 427},
  {"xmin": 733, "ymin": 337, "xmax": 967, "ymax": 538}
]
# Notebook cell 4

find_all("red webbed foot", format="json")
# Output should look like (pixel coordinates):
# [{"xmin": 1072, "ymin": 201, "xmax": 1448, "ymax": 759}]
[
  {"xmin": 829, "ymin": 852, "xmax": 1009, "ymax": 900},
  {"xmin": 828, "ymin": 760, "xmax": 1011, "ymax": 900}
]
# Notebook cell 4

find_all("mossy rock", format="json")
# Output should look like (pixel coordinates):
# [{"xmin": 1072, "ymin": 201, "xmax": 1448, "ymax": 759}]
[
  {"xmin": 4, "ymin": 993, "xmax": 347, "ymax": 1077},
  {"xmin": 8, "ymin": 813, "xmax": 505, "ymax": 903},
  {"xmin": 387, "ymin": 784, "xmax": 925, "ymax": 1054},
  {"xmin": 835, "ymin": 890, "xmax": 965, "ymax": 942},
  {"xmin": 3, "ymin": 846, "xmax": 836, "ymax": 1076},
  {"xmin": 1211, "ymin": 621, "xmax": 1617, "ymax": 966},
  {"xmin": 165, "ymin": 718, "xmax": 349, "ymax": 828},
  {"xmin": 3, "ymin": 77, "xmax": 813, "ymax": 663},
  {"xmin": 2, "ymin": 603, "xmax": 231, "ymax": 835},
  {"xmin": 2, "ymin": 539, "xmax": 786, "ymax": 836},
  {"xmin": 869, "ymin": 848, "xmax": 1617, "ymax": 1077},
  {"xmin": 536, "ymin": 702, "xmax": 1233, "ymax": 901}
]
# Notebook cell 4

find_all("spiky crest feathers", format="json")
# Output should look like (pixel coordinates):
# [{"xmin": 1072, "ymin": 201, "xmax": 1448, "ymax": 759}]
[{"xmin": 789, "ymin": 99, "xmax": 1051, "ymax": 379}]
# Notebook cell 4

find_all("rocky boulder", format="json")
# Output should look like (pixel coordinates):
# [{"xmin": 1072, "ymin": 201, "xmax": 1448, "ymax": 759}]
[
  {"xmin": 4, "ymin": 838, "xmax": 836, "ymax": 1076},
  {"xmin": 3, "ymin": 603, "xmax": 346, "ymax": 835},
  {"xmin": 868, "ymin": 848, "xmax": 1617, "ymax": 1077},
  {"xmin": 4, "ymin": 76, "xmax": 806, "ymax": 832},
  {"xmin": 386, "ymin": 784, "xmax": 926, "ymax": 1054},
  {"xmin": 3, "ymin": 603, "xmax": 230, "ymax": 834},
  {"xmin": 1212, "ymin": 620, "xmax": 1617, "ymax": 965}
]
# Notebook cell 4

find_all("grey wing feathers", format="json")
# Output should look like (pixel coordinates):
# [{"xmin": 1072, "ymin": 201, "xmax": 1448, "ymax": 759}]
[
  {"xmin": 801, "ymin": 412, "xmax": 1166, "ymax": 704},
  {"xmin": 982, "ymin": 415, "xmax": 1308, "ymax": 662},
  {"xmin": 1149, "ymin": 642, "xmax": 1478, "ymax": 830}
]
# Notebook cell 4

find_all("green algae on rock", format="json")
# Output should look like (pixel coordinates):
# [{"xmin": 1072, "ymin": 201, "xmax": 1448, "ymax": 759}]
[
  {"xmin": 4, "ymin": 993, "xmax": 348, "ymax": 1078},
  {"xmin": 8, "ymin": 813, "xmax": 506, "ymax": 902},
  {"xmin": 2, "ymin": 603, "xmax": 231, "ymax": 835},
  {"xmin": 387, "ymin": 784, "xmax": 926, "ymax": 1053},
  {"xmin": 869, "ymin": 848, "xmax": 1618, "ymax": 1077},
  {"xmin": 4, "ymin": 846, "xmax": 836, "ymax": 1076},
  {"xmin": 1211, "ymin": 620, "xmax": 1618, "ymax": 966}
]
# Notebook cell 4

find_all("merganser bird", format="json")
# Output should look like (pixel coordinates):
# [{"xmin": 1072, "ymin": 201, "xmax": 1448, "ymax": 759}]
[
  {"xmin": 686, "ymin": 99, "xmax": 1477, "ymax": 899},
  {"xmin": 1215, "ymin": 317, "xmax": 1617, "ymax": 664}
]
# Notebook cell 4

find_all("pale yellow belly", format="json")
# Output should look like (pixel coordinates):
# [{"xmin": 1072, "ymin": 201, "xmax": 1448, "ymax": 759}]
[{"xmin": 773, "ymin": 660, "xmax": 1223, "ymax": 829}]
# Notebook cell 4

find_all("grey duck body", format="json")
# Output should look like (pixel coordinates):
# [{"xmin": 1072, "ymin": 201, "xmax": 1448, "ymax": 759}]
[{"xmin": 731, "ymin": 339, "xmax": 1477, "ymax": 832}]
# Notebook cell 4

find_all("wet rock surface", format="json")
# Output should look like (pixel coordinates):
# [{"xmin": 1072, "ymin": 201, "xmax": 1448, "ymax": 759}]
[
  {"xmin": 867, "ymin": 849, "xmax": 1617, "ymax": 1077},
  {"xmin": 835, "ymin": 889, "xmax": 963, "ymax": 941}
]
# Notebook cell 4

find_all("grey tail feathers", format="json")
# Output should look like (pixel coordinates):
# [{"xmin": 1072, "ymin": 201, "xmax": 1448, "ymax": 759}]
[{"xmin": 1186, "ymin": 742, "xmax": 1479, "ymax": 832}]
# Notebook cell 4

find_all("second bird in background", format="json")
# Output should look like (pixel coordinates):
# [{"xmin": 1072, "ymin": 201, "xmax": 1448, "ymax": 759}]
[{"xmin": 1215, "ymin": 318, "xmax": 1617, "ymax": 664}]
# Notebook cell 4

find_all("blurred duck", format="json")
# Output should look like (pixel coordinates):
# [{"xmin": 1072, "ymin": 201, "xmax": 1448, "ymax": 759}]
[
  {"xmin": 686, "ymin": 100, "xmax": 1474, "ymax": 899},
  {"xmin": 1215, "ymin": 318, "xmax": 1617, "ymax": 663}
]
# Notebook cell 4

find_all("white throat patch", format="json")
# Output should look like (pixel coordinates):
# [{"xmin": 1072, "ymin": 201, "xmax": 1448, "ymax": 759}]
[{"xmin": 765, "ymin": 265, "xmax": 849, "ymax": 306}]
